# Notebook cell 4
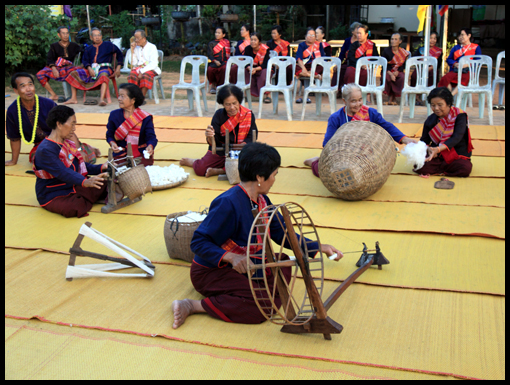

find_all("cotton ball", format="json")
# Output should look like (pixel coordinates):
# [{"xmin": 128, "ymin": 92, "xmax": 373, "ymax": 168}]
[
  {"xmin": 401, "ymin": 141, "xmax": 427, "ymax": 170},
  {"xmin": 143, "ymin": 150, "xmax": 150, "ymax": 159},
  {"xmin": 146, "ymin": 164, "xmax": 190, "ymax": 187}
]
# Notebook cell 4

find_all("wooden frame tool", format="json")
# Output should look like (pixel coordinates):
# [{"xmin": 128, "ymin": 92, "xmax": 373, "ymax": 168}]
[
  {"xmin": 247, "ymin": 202, "xmax": 389, "ymax": 340},
  {"xmin": 66, "ymin": 222, "xmax": 155, "ymax": 280},
  {"xmin": 101, "ymin": 143, "xmax": 143, "ymax": 214},
  {"xmin": 212, "ymin": 129, "xmax": 257, "ymax": 181}
]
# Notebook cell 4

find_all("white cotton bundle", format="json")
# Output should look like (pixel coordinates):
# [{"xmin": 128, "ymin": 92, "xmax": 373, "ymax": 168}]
[
  {"xmin": 143, "ymin": 150, "xmax": 150, "ymax": 159},
  {"xmin": 115, "ymin": 165, "xmax": 130, "ymax": 176},
  {"xmin": 401, "ymin": 141, "xmax": 428, "ymax": 170},
  {"xmin": 145, "ymin": 164, "xmax": 190, "ymax": 187},
  {"xmin": 229, "ymin": 150, "xmax": 241, "ymax": 159},
  {"xmin": 176, "ymin": 211, "xmax": 207, "ymax": 223}
]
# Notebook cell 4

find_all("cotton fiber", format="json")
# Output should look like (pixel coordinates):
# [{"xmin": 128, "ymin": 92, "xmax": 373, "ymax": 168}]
[{"xmin": 401, "ymin": 141, "xmax": 427, "ymax": 170}]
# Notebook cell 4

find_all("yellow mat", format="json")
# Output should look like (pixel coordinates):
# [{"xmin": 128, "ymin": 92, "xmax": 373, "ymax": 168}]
[
  {"xmin": 5, "ymin": 318, "xmax": 454, "ymax": 380},
  {"xmin": 4, "ymin": 207, "xmax": 505, "ymax": 296},
  {"xmin": 70, "ymin": 113, "xmax": 506, "ymax": 140},
  {"xmin": 5, "ymin": 175, "xmax": 505, "ymax": 238},
  {"xmin": 7, "ymin": 142, "xmax": 506, "ymax": 178},
  {"xmin": 5, "ymin": 249, "xmax": 505, "ymax": 380}
]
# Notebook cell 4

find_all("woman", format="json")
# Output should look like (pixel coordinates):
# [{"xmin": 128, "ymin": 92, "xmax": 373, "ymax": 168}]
[
  {"xmin": 414, "ymin": 87, "xmax": 473, "ymax": 177},
  {"xmin": 304, "ymin": 83, "xmax": 415, "ymax": 177},
  {"xmin": 336, "ymin": 22, "xmax": 361, "ymax": 95},
  {"xmin": 344, "ymin": 25, "xmax": 380, "ymax": 87},
  {"xmin": 438, "ymin": 28, "xmax": 481, "ymax": 95},
  {"xmin": 316, "ymin": 26, "xmax": 332, "ymax": 56},
  {"xmin": 381, "ymin": 33, "xmax": 410, "ymax": 105},
  {"xmin": 32, "ymin": 105, "xmax": 109, "ymax": 218},
  {"xmin": 106, "ymin": 83, "xmax": 158, "ymax": 166},
  {"xmin": 207, "ymin": 27, "xmax": 231, "ymax": 94},
  {"xmin": 411, "ymin": 31, "xmax": 443, "ymax": 105},
  {"xmin": 243, "ymin": 32, "xmax": 270, "ymax": 100},
  {"xmin": 180, "ymin": 84, "xmax": 258, "ymax": 178},
  {"xmin": 230, "ymin": 24, "xmax": 252, "ymax": 85},
  {"xmin": 266, "ymin": 25, "xmax": 292, "ymax": 97},
  {"xmin": 295, "ymin": 28, "xmax": 326, "ymax": 104},
  {"xmin": 172, "ymin": 142, "xmax": 343, "ymax": 328}
]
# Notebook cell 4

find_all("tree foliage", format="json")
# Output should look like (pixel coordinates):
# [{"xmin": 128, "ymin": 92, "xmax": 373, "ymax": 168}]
[{"xmin": 5, "ymin": 5, "xmax": 77, "ymax": 76}]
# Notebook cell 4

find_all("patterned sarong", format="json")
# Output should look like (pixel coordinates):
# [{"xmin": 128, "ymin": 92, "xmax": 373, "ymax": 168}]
[
  {"xmin": 36, "ymin": 57, "xmax": 80, "ymax": 86},
  {"xmin": 65, "ymin": 66, "xmax": 113, "ymax": 91},
  {"xmin": 127, "ymin": 70, "xmax": 158, "ymax": 90}
]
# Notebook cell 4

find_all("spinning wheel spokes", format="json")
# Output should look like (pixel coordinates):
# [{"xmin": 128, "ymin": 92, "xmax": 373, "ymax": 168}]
[{"xmin": 247, "ymin": 202, "xmax": 324, "ymax": 326}]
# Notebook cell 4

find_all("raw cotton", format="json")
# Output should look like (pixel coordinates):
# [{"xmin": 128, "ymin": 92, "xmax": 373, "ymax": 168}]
[
  {"xmin": 229, "ymin": 150, "xmax": 241, "ymax": 159},
  {"xmin": 145, "ymin": 164, "xmax": 189, "ymax": 187},
  {"xmin": 401, "ymin": 141, "xmax": 427, "ymax": 170},
  {"xmin": 176, "ymin": 211, "xmax": 207, "ymax": 223}
]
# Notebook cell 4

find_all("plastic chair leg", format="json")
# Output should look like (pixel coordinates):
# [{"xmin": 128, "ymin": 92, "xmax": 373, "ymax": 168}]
[
  {"xmin": 398, "ymin": 94, "xmax": 405, "ymax": 123},
  {"xmin": 186, "ymin": 89, "xmax": 194, "ymax": 111},
  {"xmin": 328, "ymin": 92, "xmax": 336, "ymax": 116},
  {"xmin": 258, "ymin": 89, "xmax": 264, "ymax": 119},
  {"xmin": 201, "ymin": 87, "xmax": 208, "ymax": 112},
  {"xmin": 498, "ymin": 84, "xmax": 505, "ymax": 106},
  {"xmin": 316, "ymin": 92, "xmax": 322, "ymax": 116},
  {"xmin": 159, "ymin": 78, "xmax": 166, "ymax": 99},
  {"xmin": 273, "ymin": 91, "xmax": 279, "ymax": 115},
  {"xmin": 409, "ymin": 94, "xmax": 416, "ymax": 119},
  {"xmin": 487, "ymin": 93, "xmax": 494, "ymax": 126},
  {"xmin": 301, "ymin": 90, "xmax": 309, "ymax": 121},
  {"xmin": 170, "ymin": 88, "xmax": 176, "ymax": 115},
  {"xmin": 479, "ymin": 93, "xmax": 485, "ymax": 119},
  {"xmin": 194, "ymin": 89, "xmax": 203, "ymax": 117},
  {"xmin": 153, "ymin": 84, "xmax": 160, "ymax": 105},
  {"xmin": 376, "ymin": 91, "xmax": 383, "ymax": 118},
  {"xmin": 284, "ymin": 90, "xmax": 293, "ymax": 121}
]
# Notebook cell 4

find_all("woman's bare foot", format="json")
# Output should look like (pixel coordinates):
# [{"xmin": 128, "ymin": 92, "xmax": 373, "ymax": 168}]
[
  {"xmin": 172, "ymin": 299, "xmax": 205, "ymax": 329},
  {"xmin": 205, "ymin": 167, "xmax": 224, "ymax": 178},
  {"xmin": 63, "ymin": 98, "xmax": 78, "ymax": 105},
  {"xmin": 180, "ymin": 158, "xmax": 196, "ymax": 167},
  {"xmin": 304, "ymin": 156, "xmax": 319, "ymax": 167},
  {"xmin": 49, "ymin": 93, "xmax": 59, "ymax": 101}
]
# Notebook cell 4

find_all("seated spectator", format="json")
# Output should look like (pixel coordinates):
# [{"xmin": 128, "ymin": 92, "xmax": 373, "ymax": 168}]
[
  {"xmin": 343, "ymin": 25, "xmax": 380, "ymax": 87},
  {"xmin": 64, "ymin": 28, "xmax": 123, "ymax": 106},
  {"xmin": 411, "ymin": 31, "xmax": 443, "ymax": 105},
  {"xmin": 207, "ymin": 27, "xmax": 231, "ymax": 94},
  {"xmin": 243, "ymin": 32, "xmax": 270, "ymax": 101},
  {"xmin": 438, "ymin": 28, "xmax": 481, "ymax": 96},
  {"xmin": 127, "ymin": 29, "xmax": 162, "ymax": 98},
  {"xmin": 295, "ymin": 28, "xmax": 325, "ymax": 104},
  {"xmin": 381, "ymin": 33, "xmax": 410, "ymax": 105},
  {"xmin": 36, "ymin": 26, "xmax": 82, "ymax": 102}
]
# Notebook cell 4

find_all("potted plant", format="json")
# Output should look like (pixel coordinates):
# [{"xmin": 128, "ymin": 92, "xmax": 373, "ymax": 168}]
[
  {"xmin": 267, "ymin": 5, "xmax": 288, "ymax": 14},
  {"xmin": 171, "ymin": 6, "xmax": 195, "ymax": 22},
  {"xmin": 219, "ymin": 9, "xmax": 239, "ymax": 23}
]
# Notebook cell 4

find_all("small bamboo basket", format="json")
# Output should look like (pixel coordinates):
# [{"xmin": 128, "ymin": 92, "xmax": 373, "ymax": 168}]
[
  {"xmin": 117, "ymin": 165, "xmax": 152, "ymax": 201},
  {"xmin": 318, "ymin": 121, "xmax": 397, "ymax": 201},
  {"xmin": 164, "ymin": 211, "xmax": 207, "ymax": 263}
]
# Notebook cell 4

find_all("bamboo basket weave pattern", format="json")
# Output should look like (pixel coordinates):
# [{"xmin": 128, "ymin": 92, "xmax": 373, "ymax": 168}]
[
  {"xmin": 318, "ymin": 121, "xmax": 397, "ymax": 201},
  {"xmin": 225, "ymin": 158, "xmax": 240, "ymax": 185},
  {"xmin": 164, "ymin": 211, "xmax": 205, "ymax": 263},
  {"xmin": 117, "ymin": 165, "xmax": 152, "ymax": 201}
]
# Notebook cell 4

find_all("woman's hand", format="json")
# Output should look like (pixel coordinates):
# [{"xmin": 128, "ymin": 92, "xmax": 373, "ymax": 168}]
[
  {"xmin": 145, "ymin": 144, "xmax": 154, "ymax": 156},
  {"xmin": 205, "ymin": 125, "xmax": 215, "ymax": 146},
  {"xmin": 83, "ymin": 173, "xmax": 108, "ymax": 189},
  {"xmin": 321, "ymin": 244, "xmax": 343, "ymax": 261},
  {"xmin": 110, "ymin": 142, "xmax": 121, "ymax": 152},
  {"xmin": 214, "ymin": 60, "xmax": 221, "ymax": 67},
  {"xmin": 223, "ymin": 252, "xmax": 255, "ymax": 275},
  {"xmin": 425, "ymin": 146, "xmax": 441, "ymax": 162}
]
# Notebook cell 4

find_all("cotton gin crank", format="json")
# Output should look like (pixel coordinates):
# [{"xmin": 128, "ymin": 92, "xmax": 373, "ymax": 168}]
[{"xmin": 318, "ymin": 121, "xmax": 397, "ymax": 200}]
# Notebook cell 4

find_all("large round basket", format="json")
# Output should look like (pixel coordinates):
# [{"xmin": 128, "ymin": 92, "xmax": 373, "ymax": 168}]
[
  {"xmin": 318, "ymin": 121, "xmax": 397, "ymax": 201},
  {"xmin": 164, "ymin": 211, "xmax": 205, "ymax": 263},
  {"xmin": 151, "ymin": 175, "xmax": 189, "ymax": 191},
  {"xmin": 117, "ymin": 165, "xmax": 152, "ymax": 201},
  {"xmin": 225, "ymin": 158, "xmax": 240, "ymax": 185}
]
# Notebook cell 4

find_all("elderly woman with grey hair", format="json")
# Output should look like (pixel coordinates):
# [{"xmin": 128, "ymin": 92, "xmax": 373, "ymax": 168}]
[
  {"xmin": 127, "ymin": 29, "xmax": 161, "ymax": 98},
  {"xmin": 304, "ymin": 83, "xmax": 416, "ymax": 177},
  {"xmin": 337, "ymin": 22, "xmax": 362, "ymax": 91}
]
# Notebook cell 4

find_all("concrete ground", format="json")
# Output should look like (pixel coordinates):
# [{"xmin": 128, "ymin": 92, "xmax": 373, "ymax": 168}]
[{"xmin": 4, "ymin": 70, "xmax": 505, "ymax": 126}]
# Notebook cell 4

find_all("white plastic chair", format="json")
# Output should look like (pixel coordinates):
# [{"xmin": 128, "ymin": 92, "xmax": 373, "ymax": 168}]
[
  {"xmin": 147, "ymin": 50, "xmax": 165, "ymax": 104},
  {"xmin": 355, "ymin": 56, "xmax": 387, "ymax": 117},
  {"xmin": 171, "ymin": 55, "xmax": 208, "ymax": 117},
  {"xmin": 456, "ymin": 55, "xmax": 493, "ymax": 125},
  {"xmin": 258, "ymin": 57, "xmax": 296, "ymax": 121},
  {"xmin": 398, "ymin": 56, "xmax": 437, "ymax": 122},
  {"xmin": 215, "ymin": 56, "xmax": 254, "ymax": 111},
  {"xmin": 301, "ymin": 57, "xmax": 341, "ymax": 120},
  {"xmin": 492, "ymin": 51, "xmax": 505, "ymax": 106},
  {"xmin": 120, "ymin": 49, "xmax": 132, "ymax": 74}
]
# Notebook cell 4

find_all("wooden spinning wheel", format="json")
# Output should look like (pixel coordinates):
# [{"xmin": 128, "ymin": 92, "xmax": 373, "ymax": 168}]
[{"xmin": 247, "ymin": 202, "xmax": 390, "ymax": 340}]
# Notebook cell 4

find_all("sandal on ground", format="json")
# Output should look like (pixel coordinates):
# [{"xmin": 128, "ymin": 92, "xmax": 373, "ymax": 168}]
[
  {"xmin": 84, "ymin": 99, "xmax": 98, "ymax": 105},
  {"xmin": 296, "ymin": 98, "xmax": 303, "ymax": 103},
  {"xmin": 306, "ymin": 98, "xmax": 312, "ymax": 104},
  {"xmin": 263, "ymin": 96, "xmax": 272, "ymax": 103}
]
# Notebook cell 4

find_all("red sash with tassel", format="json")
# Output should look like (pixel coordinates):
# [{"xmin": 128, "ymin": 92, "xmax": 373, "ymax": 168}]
[
  {"xmin": 389, "ymin": 47, "xmax": 409, "ymax": 72},
  {"xmin": 238, "ymin": 39, "xmax": 251, "ymax": 54},
  {"xmin": 220, "ymin": 105, "xmax": 252, "ymax": 144},
  {"xmin": 350, "ymin": 105, "xmax": 370, "ymax": 121},
  {"xmin": 273, "ymin": 40, "xmax": 290, "ymax": 56},
  {"xmin": 114, "ymin": 108, "xmax": 151, "ymax": 157},
  {"xmin": 253, "ymin": 44, "xmax": 269, "ymax": 66},
  {"xmin": 453, "ymin": 43, "xmax": 479, "ymax": 61},
  {"xmin": 429, "ymin": 106, "xmax": 474, "ymax": 164},
  {"xmin": 34, "ymin": 139, "xmax": 88, "ymax": 179},
  {"xmin": 213, "ymin": 38, "xmax": 231, "ymax": 62},
  {"xmin": 355, "ymin": 40, "xmax": 374, "ymax": 59}
]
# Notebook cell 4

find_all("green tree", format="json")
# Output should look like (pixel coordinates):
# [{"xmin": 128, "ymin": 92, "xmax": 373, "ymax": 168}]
[{"xmin": 5, "ymin": 5, "xmax": 76, "ymax": 76}]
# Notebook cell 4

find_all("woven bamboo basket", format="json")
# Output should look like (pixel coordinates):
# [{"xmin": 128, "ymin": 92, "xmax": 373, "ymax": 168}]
[
  {"xmin": 225, "ymin": 157, "xmax": 240, "ymax": 185},
  {"xmin": 117, "ymin": 165, "xmax": 152, "ymax": 201},
  {"xmin": 164, "ymin": 211, "xmax": 206, "ymax": 262},
  {"xmin": 318, "ymin": 121, "xmax": 397, "ymax": 201}
]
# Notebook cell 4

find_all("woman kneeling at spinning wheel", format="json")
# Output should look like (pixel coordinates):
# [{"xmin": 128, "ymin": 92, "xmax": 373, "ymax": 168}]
[
  {"xmin": 172, "ymin": 142, "xmax": 343, "ymax": 329},
  {"xmin": 33, "ymin": 105, "xmax": 109, "ymax": 218},
  {"xmin": 180, "ymin": 84, "xmax": 258, "ymax": 178}
]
